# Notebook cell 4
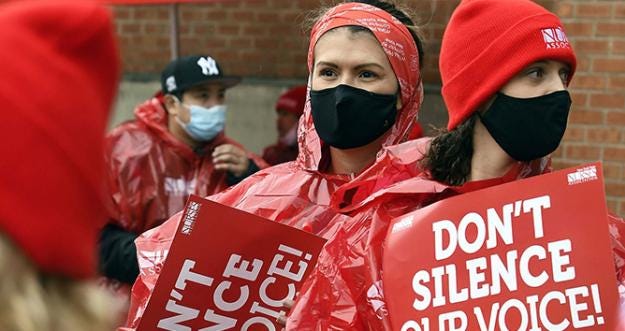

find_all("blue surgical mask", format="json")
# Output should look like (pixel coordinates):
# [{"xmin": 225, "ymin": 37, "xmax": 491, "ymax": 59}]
[{"xmin": 174, "ymin": 98, "xmax": 226, "ymax": 142}]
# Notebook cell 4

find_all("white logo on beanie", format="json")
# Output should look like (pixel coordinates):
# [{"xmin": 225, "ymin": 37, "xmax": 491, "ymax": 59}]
[
  {"xmin": 542, "ymin": 27, "xmax": 570, "ymax": 49},
  {"xmin": 166, "ymin": 76, "xmax": 177, "ymax": 92},
  {"xmin": 197, "ymin": 56, "xmax": 219, "ymax": 76}
]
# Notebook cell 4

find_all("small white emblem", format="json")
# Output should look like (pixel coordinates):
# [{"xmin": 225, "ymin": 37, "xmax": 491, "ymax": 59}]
[{"xmin": 197, "ymin": 56, "xmax": 219, "ymax": 76}]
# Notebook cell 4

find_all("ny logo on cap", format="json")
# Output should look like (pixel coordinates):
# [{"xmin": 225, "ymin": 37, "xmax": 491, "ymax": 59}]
[
  {"xmin": 197, "ymin": 56, "xmax": 219, "ymax": 76},
  {"xmin": 166, "ymin": 76, "xmax": 177, "ymax": 92}
]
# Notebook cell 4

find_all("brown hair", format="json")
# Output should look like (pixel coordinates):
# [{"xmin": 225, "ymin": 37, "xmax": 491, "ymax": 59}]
[{"xmin": 420, "ymin": 113, "xmax": 478, "ymax": 186}]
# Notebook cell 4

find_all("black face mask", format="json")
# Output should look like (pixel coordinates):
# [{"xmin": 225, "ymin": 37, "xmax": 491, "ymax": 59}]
[
  {"xmin": 479, "ymin": 90, "xmax": 572, "ymax": 162},
  {"xmin": 310, "ymin": 84, "xmax": 397, "ymax": 149}
]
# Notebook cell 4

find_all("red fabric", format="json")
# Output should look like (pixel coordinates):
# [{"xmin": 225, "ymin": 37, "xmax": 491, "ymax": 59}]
[
  {"xmin": 291, "ymin": 143, "xmax": 625, "ymax": 329},
  {"xmin": 288, "ymin": 139, "xmax": 556, "ymax": 329},
  {"xmin": 440, "ymin": 0, "xmax": 577, "ymax": 130},
  {"xmin": 0, "ymin": 1, "xmax": 119, "ymax": 279},
  {"xmin": 408, "ymin": 121, "xmax": 423, "ymax": 141},
  {"xmin": 275, "ymin": 85, "xmax": 307, "ymax": 117},
  {"xmin": 105, "ymin": 95, "xmax": 267, "ymax": 233},
  {"xmin": 261, "ymin": 142, "xmax": 298, "ymax": 166},
  {"xmin": 122, "ymin": 2, "xmax": 423, "ymax": 328}
]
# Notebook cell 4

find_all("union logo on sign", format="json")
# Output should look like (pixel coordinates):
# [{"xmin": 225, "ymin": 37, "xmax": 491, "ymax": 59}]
[{"xmin": 567, "ymin": 166, "xmax": 598, "ymax": 185}]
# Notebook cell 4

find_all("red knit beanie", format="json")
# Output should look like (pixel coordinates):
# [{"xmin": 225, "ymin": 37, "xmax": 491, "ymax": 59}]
[
  {"xmin": 440, "ymin": 0, "xmax": 577, "ymax": 130},
  {"xmin": 276, "ymin": 85, "xmax": 307, "ymax": 117},
  {"xmin": 0, "ymin": 1, "xmax": 120, "ymax": 279}
]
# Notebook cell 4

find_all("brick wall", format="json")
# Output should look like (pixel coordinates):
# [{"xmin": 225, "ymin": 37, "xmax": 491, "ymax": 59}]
[
  {"xmin": 111, "ymin": 0, "xmax": 625, "ymax": 216},
  {"xmin": 112, "ymin": 0, "xmax": 317, "ymax": 77},
  {"xmin": 551, "ymin": 1, "xmax": 625, "ymax": 216}
]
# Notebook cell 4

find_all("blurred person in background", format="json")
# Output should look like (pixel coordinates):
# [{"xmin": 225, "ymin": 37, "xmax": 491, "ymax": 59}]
[
  {"xmin": 99, "ymin": 55, "xmax": 267, "ymax": 285},
  {"xmin": 262, "ymin": 85, "xmax": 306, "ymax": 165},
  {"xmin": 0, "ymin": 1, "xmax": 122, "ymax": 330}
]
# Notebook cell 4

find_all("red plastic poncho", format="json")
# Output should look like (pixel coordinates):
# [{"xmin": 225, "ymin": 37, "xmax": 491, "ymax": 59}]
[
  {"xmin": 122, "ymin": 2, "xmax": 423, "ymax": 328},
  {"xmin": 288, "ymin": 137, "xmax": 625, "ymax": 330},
  {"xmin": 105, "ymin": 94, "xmax": 267, "ymax": 234}
]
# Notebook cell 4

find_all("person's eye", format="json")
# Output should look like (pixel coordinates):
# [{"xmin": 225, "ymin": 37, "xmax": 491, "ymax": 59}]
[
  {"xmin": 198, "ymin": 92, "xmax": 210, "ymax": 100},
  {"xmin": 526, "ymin": 67, "xmax": 544, "ymax": 79},
  {"xmin": 559, "ymin": 68, "xmax": 571, "ymax": 84},
  {"xmin": 359, "ymin": 71, "xmax": 379, "ymax": 79},
  {"xmin": 319, "ymin": 68, "xmax": 337, "ymax": 78}
]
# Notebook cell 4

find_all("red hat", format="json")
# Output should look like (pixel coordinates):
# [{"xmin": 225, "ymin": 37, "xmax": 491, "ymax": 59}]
[
  {"xmin": 275, "ymin": 85, "xmax": 307, "ymax": 117},
  {"xmin": 440, "ymin": 0, "xmax": 577, "ymax": 130},
  {"xmin": 0, "ymin": 1, "xmax": 120, "ymax": 279}
]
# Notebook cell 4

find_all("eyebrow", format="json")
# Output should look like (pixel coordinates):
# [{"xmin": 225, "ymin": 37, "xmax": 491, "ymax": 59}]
[
  {"xmin": 355, "ymin": 63, "xmax": 385, "ymax": 71},
  {"xmin": 315, "ymin": 61, "xmax": 338, "ymax": 68},
  {"xmin": 315, "ymin": 61, "xmax": 385, "ymax": 71},
  {"xmin": 531, "ymin": 60, "xmax": 570, "ymax": 67},
  {"xmin": 529, "ymin": 60, "xmax": 572, "ymax": 71}
]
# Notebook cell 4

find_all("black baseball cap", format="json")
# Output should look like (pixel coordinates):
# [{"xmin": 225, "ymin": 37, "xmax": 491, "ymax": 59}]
[{"xmin": 160, "ymin": 55, "xmax": 241, "ymax": 94}]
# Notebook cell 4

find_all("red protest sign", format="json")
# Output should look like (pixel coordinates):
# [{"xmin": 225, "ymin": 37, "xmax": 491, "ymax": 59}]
[
  {"xmin": 137, "ymin": 195, "xmax": 326, "ymax": 330},
  {"xmin": 384, "ymin": 162, "xmax": 619, "ymax": 331}
]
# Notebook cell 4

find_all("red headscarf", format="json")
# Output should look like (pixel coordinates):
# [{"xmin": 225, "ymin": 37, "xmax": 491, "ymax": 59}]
[{"xmin": 298, "ymin": 2, "xmax": 423, "ymax": 170}]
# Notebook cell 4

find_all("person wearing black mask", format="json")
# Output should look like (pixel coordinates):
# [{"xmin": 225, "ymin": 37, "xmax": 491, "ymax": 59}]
[
  {"xmin": 121, "ymin": 1, "xmax": 427, "ymax": 328},
  {"xmin": 422, "ymin": 0, "xmax": 576, "ymax": 185},
  {"xmin": 282, "ymin": 1, "xmax": 579, "ymax": 327},
  {"xmin": 285, "ymin": 0, "xmax": 624, "ymax": 329}
]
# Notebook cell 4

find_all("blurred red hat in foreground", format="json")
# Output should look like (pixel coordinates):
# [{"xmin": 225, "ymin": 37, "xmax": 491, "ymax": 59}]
[{"xmin": 0, "ymin": 0, "xmax": 120, "ymax": 279}]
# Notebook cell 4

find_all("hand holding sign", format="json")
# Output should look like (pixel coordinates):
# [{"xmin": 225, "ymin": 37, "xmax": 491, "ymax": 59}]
[{"xmin": 384, "ymin": 163, "xmax": 619, "ymax": 331}]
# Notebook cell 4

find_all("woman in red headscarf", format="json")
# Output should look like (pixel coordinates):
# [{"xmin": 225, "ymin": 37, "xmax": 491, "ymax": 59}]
[{"xmin": 123, "ymin": 0, "xmax": 425, "ymax": 328}]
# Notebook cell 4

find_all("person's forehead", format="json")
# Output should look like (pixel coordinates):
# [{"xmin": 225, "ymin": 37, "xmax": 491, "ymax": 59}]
[
  {"xmin": 526, "ymin": 59, "xmax": 570, "ymax": 67},
  {"xmin": 186, "ymin": 82, "xmax": 226, "ymax": 93},
  {"xmin": 316, "ymin": 27, "xmax": 378, "ymax": 48},
  {"xmin": 314, "ymin": 28, "xmax": 386, "ymax": 63}
]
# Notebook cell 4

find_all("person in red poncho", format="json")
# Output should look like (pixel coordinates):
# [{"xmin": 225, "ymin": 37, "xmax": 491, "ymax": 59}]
[
  {"xmin": 121, "ymin": 0, "xmax": 425, "ymax": 328},
  {"xmin": 99, "ymin": 55, "xmax": 268, "ymax": 284},
  {"xmin": 286, "ymin": 0, "xmax": 625, "ymax": 329},
  {"xmin": 262, "ymin": 85, "xmax": 306, "ymax": 165},
  {"xmin": 0, "ymin": 1, "xmax": 123, "ymax": 330}
]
